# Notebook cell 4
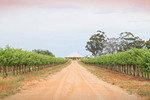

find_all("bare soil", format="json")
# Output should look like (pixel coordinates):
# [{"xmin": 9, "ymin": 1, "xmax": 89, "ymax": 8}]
[
  {"xmin": 79, "ymin": 61, "xmax": 150, "ymax": 99},
  {"xmin": 4, "ymin": 61, "xmax": 141, "ymax": 100}
]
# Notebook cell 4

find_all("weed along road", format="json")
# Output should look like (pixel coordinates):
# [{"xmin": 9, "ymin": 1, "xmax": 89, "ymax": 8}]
[{"xmin": 5, "ymin": 61, "xmax": 140, "ymax": 100}]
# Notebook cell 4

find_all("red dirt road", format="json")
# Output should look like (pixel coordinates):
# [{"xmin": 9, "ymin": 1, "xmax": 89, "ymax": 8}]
[{"xmin": 4, "ymin": 61, "xmax": 140, "ymax": 100}]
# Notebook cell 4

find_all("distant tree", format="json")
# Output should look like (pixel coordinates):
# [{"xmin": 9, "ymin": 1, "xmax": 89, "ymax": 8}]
[
  {"xmin": 145, "ymin": 39, "xmax": 150, "ymax": 49},
  {"xmin": 105, "ymin": 38, "xmax": 119, "ymax": 54},
  {"xmin": 85, "ymin": 30, "xmax": 107, "ymax": 57},
  {"xmin": 133, "ymin": 39, "xmax": 145, "ymax": 49},
  {"xmin": 32, "ymin": 49, "xmax": 55, "ymax": 57},
  {"xmin": 118, "ymin": 32, "xmax": 144, "ymax": 52}
]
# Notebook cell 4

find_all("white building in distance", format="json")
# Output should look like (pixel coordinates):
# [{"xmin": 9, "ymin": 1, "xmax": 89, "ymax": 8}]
[{"xmin": 65, "ymin": 52, "xmax": 84, "ymax": 60}]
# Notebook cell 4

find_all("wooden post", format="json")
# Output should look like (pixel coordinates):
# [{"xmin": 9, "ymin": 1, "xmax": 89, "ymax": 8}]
[
  {"xmin": 137, "ymin": 66, "xmax": 140, "ymax": 77},
  {"xmin": 129, "ymin": 65, "xmax": 132, "ymax": 75},
  {"xmin": 133, "ymin": 65, "xmax": 136, "ymax": 76},
  {"xmin": 127, "ymin": 65, "xmax": 128, "ymax": 74}
]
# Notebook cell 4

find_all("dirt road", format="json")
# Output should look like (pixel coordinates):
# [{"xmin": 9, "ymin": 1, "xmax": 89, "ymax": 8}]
[{"xmin": 5, "ymin": 61, "xmax": 140, "ymax": 100}]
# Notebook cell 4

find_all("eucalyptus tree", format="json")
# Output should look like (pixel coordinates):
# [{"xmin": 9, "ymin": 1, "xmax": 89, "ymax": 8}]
[
  {"xmin": 118, "ymin": 32, "xmax": 145, "ymax": 52},
  {"xmin": 85, "ymin": 30, "xmax": 107, "ymax": 57},
  {"xmin": 145, "ymin": 39, "xmax": 150, "ymax": 49},
  {"xmin": 105, "ymin": 38, "xmax": 119, "ymax": 54},
  {"xmin": 32, "ymin": 49, "xmax": 55, "ymax": 57}
]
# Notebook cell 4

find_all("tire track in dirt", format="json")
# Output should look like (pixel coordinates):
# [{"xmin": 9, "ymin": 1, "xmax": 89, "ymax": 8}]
[{"xmin": 4, "ymin": 61, "xmax": 141, "ymax": 100}]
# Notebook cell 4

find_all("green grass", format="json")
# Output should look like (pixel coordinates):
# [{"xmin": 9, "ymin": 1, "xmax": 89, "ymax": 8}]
[
  {"xmin": 0, "ymin": 80, "xmax": 8, "ymax": 85},
  {"xmin": 120, "ymin": 85, "xmax": 124, "ymax": 89},
  {"xmin": 9, "ymin": 77, "xmax": 25, "ymax": 84},
  {"xmin": 126, "ymin": 87, "xmax": 134, "ymax": 95},
  {"xmin": 0, "ymin": 89, "xmax": 21, "ymax": 99},
  {"xmin": 137, "ymin": 88, "xmax": 150, "ymax": 96},
  {"xmin": 144, "ymin": 84, "xmax": 150, "ymax": 87}
]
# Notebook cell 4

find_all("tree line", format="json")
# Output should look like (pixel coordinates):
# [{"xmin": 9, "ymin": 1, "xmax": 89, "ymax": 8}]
[
  {"xmin": 32, "ymin": 49, "xmax": 55, "ymax": 57},
  {"xmin": 86, "ymin": 30, "xmax": 150, "ymax": 57}
]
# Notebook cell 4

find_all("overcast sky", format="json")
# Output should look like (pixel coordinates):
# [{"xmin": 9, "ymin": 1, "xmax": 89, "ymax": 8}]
[{"xmin": 0, "ymin": 0, "xmax": 150, "ymax": 57}]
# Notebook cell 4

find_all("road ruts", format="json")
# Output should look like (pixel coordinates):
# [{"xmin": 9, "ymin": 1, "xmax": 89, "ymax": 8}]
[{"xmin": 4, "ymin": 61, "xmax": 140, "ymax": 100}]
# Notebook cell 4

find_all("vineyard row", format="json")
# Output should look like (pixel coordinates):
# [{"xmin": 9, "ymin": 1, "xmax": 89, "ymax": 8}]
[
  {"xmin": 0, "ymin": 46, "xmax": 68, "ymax": 78},
  {"xmin": 81, "ymin": 48, "xmax": 150, "ymax": 79}
]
